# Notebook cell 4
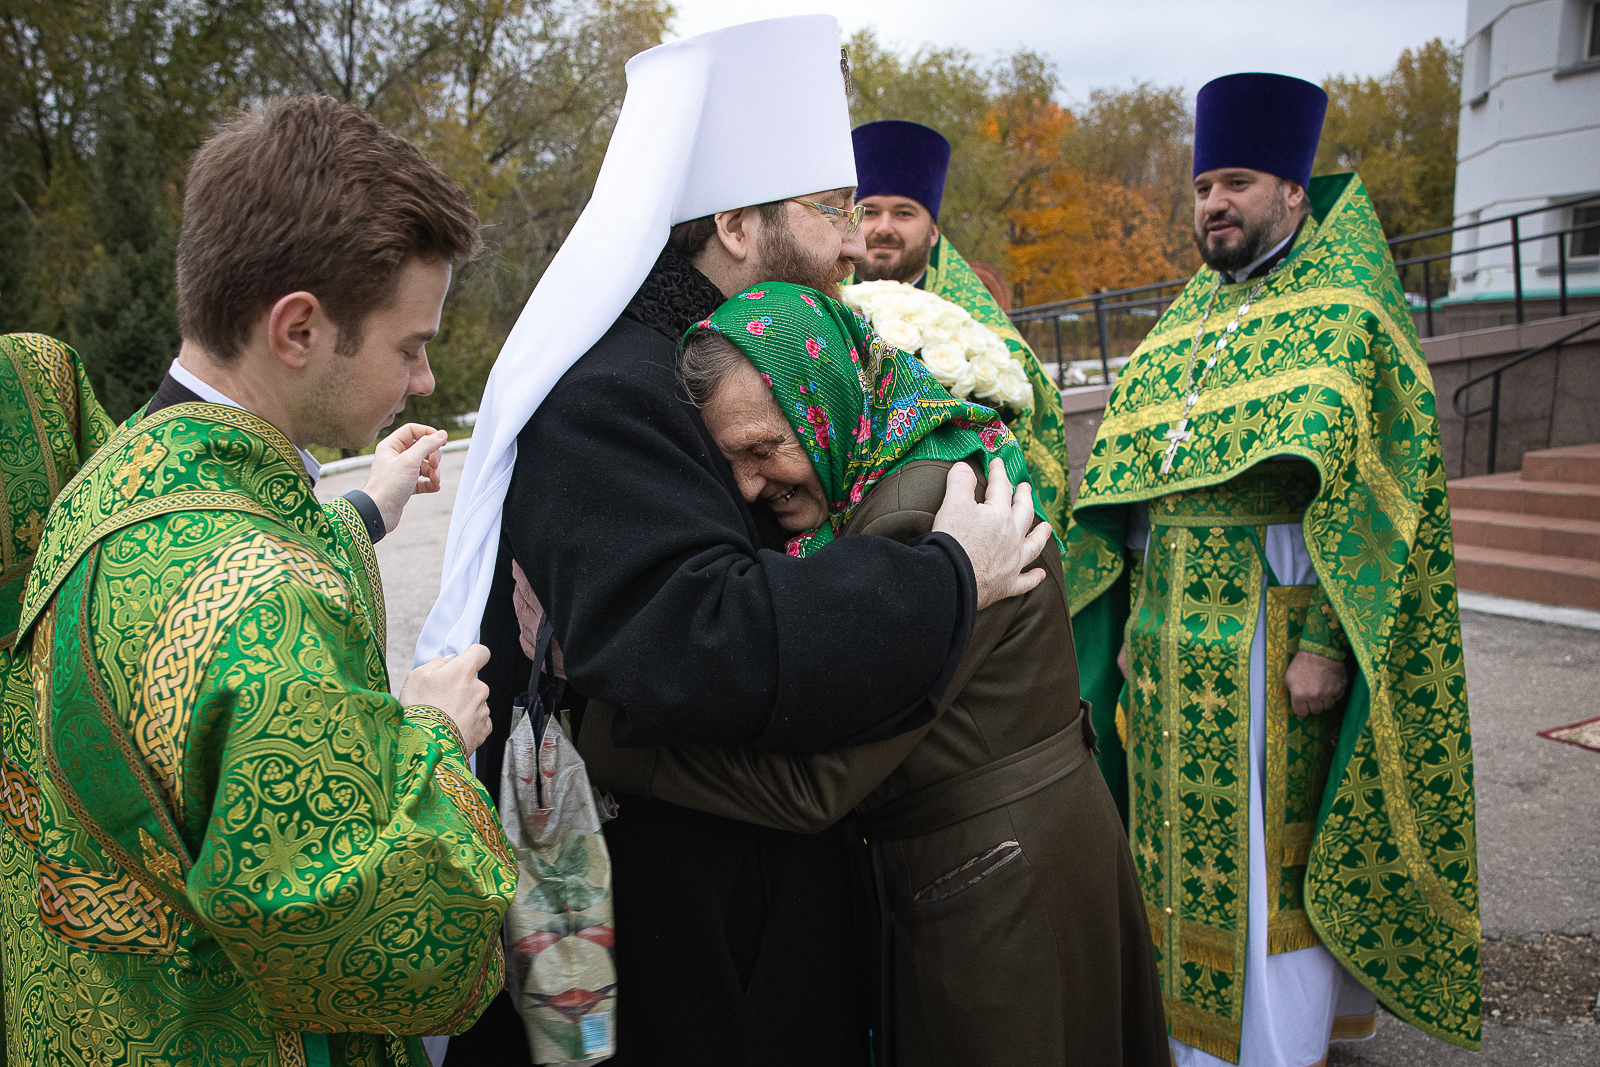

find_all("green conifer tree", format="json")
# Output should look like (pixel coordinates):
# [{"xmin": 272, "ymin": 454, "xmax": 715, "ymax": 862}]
[
  {"xmin": 0, "ymin": 154, "xmax": 50, "ymax": 334},
  {"xmin": 68, "ymin": 96, "xmax": 179, "ymax": 421}
]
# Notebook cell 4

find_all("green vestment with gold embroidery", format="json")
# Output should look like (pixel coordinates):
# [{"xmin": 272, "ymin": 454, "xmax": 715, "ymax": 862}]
[
  {"xmin": 1, "ymin": 334, "xmax": 114, "ymax": 651},
  {"xmin": 920, "ymin": 236, "xmax": 1073, "ymax": 534},
  {"xmin": 0, "ymin": 400, "xmax": 517, "ymax": 1066},
  {"xmin": 1062, "ymin": 174, "xmax": 1480, "ymax": 1059}
]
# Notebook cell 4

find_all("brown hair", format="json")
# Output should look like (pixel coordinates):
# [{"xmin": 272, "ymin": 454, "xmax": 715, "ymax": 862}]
[
  {"xmin": 666, "ymin": 201, "xmax": 788, "ymax": 260},
  {"xmin": 177, "ymin": 95, "xmax": 483, "ymax": 359}
]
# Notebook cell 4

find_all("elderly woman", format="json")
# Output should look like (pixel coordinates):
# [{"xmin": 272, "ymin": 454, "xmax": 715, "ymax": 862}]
[{"xmin": 579, "ymin": 283, "xmax": 1165, "ymax": 1066}]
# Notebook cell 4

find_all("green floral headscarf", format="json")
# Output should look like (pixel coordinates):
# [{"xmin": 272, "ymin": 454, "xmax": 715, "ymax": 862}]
[{"xmin": 687, "ymin": 282, "xmax": 1048, "ymax": 557}]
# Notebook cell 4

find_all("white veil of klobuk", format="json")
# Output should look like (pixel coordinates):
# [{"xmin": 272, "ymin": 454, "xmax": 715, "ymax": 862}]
[{"xmin": 414, "ymin": 15, "xmax": 858, "ymax": 664}]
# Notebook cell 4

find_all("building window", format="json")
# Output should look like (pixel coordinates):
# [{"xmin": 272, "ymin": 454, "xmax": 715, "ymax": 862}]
[
  {"xmin": 1573, "ymin": 204, "xmax": 1600, "ymax": 258},
  {"xmin": 1469, "ymin": 26, "xmax": 1492, "ymax": 104},
  {"xmin": 1589, "ymin": 2, "xmax": 1600, "ymax": 58}
]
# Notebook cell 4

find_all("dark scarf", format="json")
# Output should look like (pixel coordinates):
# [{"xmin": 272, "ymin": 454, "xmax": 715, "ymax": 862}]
[{"xmin": 622, "ymin": 246, "xmax": 727, "ymax": 342}]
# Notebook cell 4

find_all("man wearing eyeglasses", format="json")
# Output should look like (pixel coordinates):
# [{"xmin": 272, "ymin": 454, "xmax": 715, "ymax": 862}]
[{"xmin": 429, "ymin": 17, "xmax": 1049, "ymax": 1065}]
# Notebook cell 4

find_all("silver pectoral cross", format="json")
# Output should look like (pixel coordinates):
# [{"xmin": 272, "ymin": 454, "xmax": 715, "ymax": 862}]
[{"xmin": 1160, "ymin": 419, "xmax": 1191, "ymax": 475}]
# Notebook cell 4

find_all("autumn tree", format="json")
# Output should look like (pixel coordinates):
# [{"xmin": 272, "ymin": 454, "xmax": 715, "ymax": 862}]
[
  {"xmin": 1065, "ymin": 82, "xmax": 1197, "ymax": 274},
  {"xmin": 1317, "ymin": 38, "xmax": 1461, "ymax": 238},
  {"xmin": 2, "ymin": 0, "xmax": 669, "ymax": 424}
]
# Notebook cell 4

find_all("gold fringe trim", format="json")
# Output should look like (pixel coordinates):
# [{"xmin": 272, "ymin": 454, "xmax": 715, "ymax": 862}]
[
  {"xmin": 1331, "ymin": 1010, "xmax": 1377, "ymax": 1042},
  {"xmin": 1166, "ymin": 998, "xmax": 1242, "ymax": 1063},
  {"xmin": 1181, "ymin": 937, "xmax": 1235, "ymax": 974},
  {"xmin": 1281, "ymin": 820, "xmax": 1314, "ymax": 867},
  {"xmin": 1267, "ymin": 911, "xmax": 1323, "ymax": 955}
]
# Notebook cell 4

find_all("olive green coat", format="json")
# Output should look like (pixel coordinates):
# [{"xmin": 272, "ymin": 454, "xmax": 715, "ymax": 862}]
[{"xmin": 581, "ymin": 459, "xmax": 1167, "ymax": 1067}]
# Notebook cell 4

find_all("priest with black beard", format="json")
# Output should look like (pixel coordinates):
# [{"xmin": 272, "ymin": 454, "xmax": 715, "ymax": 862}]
[{"xmin": 418, "ymin": 17, "xmax": 1051, "ymax": 1066}]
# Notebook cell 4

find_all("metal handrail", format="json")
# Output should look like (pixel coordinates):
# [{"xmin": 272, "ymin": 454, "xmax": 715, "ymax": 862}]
[
  {"xmin": 1388, "ymin": 191, "xmax": 1600, "ymax": 333},
  {"xmin": 1451, "ymin": 316, "xmax": 1600, "ymax": 474}
]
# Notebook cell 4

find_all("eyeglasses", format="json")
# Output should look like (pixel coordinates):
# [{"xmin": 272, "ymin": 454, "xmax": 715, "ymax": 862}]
[{"xmin": 789, "ymin": 198, "xmax": 866, "ymax": 237}]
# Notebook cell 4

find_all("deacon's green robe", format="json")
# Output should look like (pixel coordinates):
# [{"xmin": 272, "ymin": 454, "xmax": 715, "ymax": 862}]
[
  {"xmin": 0, "ymin": 333, "xmax": 113, "ymax": 1065},
  {"xmin": 0, "ymin": 400, "xmax": 517, "ymax": 1066},
  {"xmin": 919, "ymin": 237, "xmax": 1074, "ymax": 534},
  {"xmin": 1063, "ymin": 174, "xmax": 1479, "ymax": 1057},
  {"xmin": 1, "ymin": 334, "xmax": 113, "ymax": 650}
]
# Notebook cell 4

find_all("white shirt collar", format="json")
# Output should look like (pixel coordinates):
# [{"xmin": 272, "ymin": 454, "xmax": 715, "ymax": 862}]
[
  {"xmin": 168, "ymin": 359, "xmax": 322, "ymax": 484},
  {"xmin": 1227, "ymin": 227, "xmax": 1297, "ymax": 284}
]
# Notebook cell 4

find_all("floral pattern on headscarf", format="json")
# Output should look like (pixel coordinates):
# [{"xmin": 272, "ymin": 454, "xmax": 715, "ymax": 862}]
[{"xmin": 687, "ymin": 282, "xmax": 1049, "ymax": 557}]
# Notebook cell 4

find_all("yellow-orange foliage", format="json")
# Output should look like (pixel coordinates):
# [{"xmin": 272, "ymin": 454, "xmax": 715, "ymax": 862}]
[{"xmin": 992, "ymin": 102, "xmax": 1174, "ymax": 306}]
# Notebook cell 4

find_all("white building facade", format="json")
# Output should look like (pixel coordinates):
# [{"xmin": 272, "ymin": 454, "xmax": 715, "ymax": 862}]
[{"xmin": 1449, "ymin": 0, "xmax": 1600, "ymax": 306}]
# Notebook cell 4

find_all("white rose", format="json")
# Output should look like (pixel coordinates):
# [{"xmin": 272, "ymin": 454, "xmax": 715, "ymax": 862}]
[
  {"xmin": 936, "ymin": 304, "xmax": 972, "ymax": 333},
  {"xmin": 997, "ymin": 360, "xmax": 1035, "ymax": 410},
  {"xmin": 943, "ymin": 358, "xmax": 977, "ymax": 399},
  {"xmin": 920, "ymin": 341, "xmax": 969, "ymax": 383},
  {"xmin": 953, "ymin": 320, "xmax": 995, "ymax": 355},
  {"xmin": 921, "ymin": 321, "xmax": 958, "ymax": 349},
  {"xmin": 876, "ymin": 315, "xmax": 923, "ymax": 353},
  {"xmin": 968, "ymin": 350, "xmax": 1004, "ymax": 399}
]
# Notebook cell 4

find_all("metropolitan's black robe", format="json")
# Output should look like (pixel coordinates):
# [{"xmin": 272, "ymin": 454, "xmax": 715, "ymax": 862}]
[{"xmin": 446, "ymin": 249, "xmax": 975, "ymax": 1066}]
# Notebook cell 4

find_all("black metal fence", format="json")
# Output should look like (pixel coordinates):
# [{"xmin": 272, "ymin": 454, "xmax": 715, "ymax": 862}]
[
  {"xmin": 1008, "ymin": 279, "xmax": 1189, "ymax": 388},
  {"xmin": 1388, "ymin": 190, "xmax": 1600, "ymax": 336}
]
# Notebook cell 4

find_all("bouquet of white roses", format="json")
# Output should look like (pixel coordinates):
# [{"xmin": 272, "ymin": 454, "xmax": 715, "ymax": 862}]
[{"xmin": 840, "ymin": 280, "xmax": 1034, "ymax": 413}]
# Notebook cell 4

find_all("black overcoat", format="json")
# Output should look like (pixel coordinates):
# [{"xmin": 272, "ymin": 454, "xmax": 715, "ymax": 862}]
[{"xmin": 446, "ymin": 251, "xmax": 974, "ymax": 1066}]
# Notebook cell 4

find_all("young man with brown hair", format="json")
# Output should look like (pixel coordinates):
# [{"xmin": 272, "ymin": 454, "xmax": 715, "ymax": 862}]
[{"xmin": 0, "ymin": 95, "xmax": 515, "ymax": 1066}]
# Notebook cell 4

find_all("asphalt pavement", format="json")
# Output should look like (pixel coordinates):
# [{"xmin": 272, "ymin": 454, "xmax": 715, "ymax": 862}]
[
  {"xmin": 315, "ymin": 448, "xmax": 467, "ymax": 690},
  {"xmin": 321, "ymin": 452, "xmax": 1600, "ymax": 1064}
]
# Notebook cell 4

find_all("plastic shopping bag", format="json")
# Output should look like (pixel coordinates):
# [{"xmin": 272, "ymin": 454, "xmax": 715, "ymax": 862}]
[{"xmin": 501, "ymin": 620, "xmax": 618, "ymax": 1065}]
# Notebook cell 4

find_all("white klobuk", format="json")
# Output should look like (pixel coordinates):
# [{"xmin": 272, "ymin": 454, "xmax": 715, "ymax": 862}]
[{"xmin": 415, "ymin": 14, "xmax": 858, "ymax": 664}]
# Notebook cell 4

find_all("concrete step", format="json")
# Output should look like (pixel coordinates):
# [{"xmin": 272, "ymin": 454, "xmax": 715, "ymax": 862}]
[
  {"xmin": 1520, "ymin": 443, "xmax": 1600, "ymax": 485},
  {"xmin": 1448, "ymin": 473, "xmax": 1600, "ymax": 523},
  {"xmin": 1454, "ymin": 544, "xmax": 1600, "ymax": 611},
  {"xmin": 1450, "ymin": 509, "xmax": 1600, "ymax": 561}
]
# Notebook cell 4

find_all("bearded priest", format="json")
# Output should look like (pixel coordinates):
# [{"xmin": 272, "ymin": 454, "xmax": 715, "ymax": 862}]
[
  {"xmin": 851, "ymin": 119, "xmax": 1073, "ymax": 534},
  {"xmin": 419, "ymin": 17, "xmax": 1051, "ymax": 1066},
  {"xmin": 1062, "ymin": 73, "xmax": 1481, "ymax": 1067}
]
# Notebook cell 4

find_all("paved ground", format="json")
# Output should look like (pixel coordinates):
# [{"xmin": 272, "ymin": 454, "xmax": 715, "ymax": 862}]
[
  {"xmin": 315, "ymin": 449, "xmax": 468, "ymax": 690},
  {"xmin": 322, "ymin": 453, "xmax": 1600, "ymax": 1063},
  {"xmin": 1329, "ymin": 609, "xmax": 1600, "ymax": 1066}
]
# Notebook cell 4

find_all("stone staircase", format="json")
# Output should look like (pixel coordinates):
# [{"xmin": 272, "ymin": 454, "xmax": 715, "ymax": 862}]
[{"xmin": 1448, "ymin": 444, "xmax": 1600, "ymax": 611}]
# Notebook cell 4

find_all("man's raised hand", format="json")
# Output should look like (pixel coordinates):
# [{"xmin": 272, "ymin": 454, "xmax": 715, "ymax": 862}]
[
  {"xmin": 400, "ymin": 644, "xmax": 493, "ymax": 756},
  {"xmin": 362, "ymin": 423, "xmax": 448, "ymax": 535},
  {"xmin": 932, "ymin": 459, "xmax": 1054, "ymax": 610}
]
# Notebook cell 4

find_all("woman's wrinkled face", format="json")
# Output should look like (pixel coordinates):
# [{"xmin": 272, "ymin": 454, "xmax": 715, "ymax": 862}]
[{"xmin": 701, "ymin": 356, "xmax": 830, "ymax": 533}]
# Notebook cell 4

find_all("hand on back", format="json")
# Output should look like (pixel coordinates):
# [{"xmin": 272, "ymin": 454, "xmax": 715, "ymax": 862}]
[
  {"xmin": 401, "ymin": 644, "xmax": 492, "ymax": 755},
  {"xmin": 362, "ymin": 423, "xmax": 448, "ymax": 534},
  {"xmin": 512, "ymin": 561, "xmax": 566, "ymax": 679},
  {"xmin": 932, "ymin": 459, "xmax": 1054, "ymax": 611}
]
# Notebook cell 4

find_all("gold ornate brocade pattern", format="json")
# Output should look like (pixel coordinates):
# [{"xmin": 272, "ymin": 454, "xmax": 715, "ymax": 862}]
[
  {"xmin": 138, "ymin": 530, "xmax": 351, "ymax": 818},
  {"xmin": 1, "ymin": 405, "xmax": 514, "ymax": 1065},
  {"xmin": 1126, "ymin": 469, "xmax": 1343, "ymax": 1059}
]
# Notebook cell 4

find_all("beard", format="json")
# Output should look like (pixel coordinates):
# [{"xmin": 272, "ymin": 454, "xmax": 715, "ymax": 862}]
[
  {"xmin": 856, "ymin": 224, "xmax": 936, "ymax": 284},
  {"xmin": 1193, "ymin": 188, "xmax": 1290, "ymax": 275},
  {"xmin": 752, "ymin": 214, "xmax": 853, "ymax": 295}
]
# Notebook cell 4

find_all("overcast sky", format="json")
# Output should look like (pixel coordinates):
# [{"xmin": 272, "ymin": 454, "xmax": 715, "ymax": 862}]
[{"xmin": 666, "ymin": 0, "xmax": 1469, "ymax": 105}]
